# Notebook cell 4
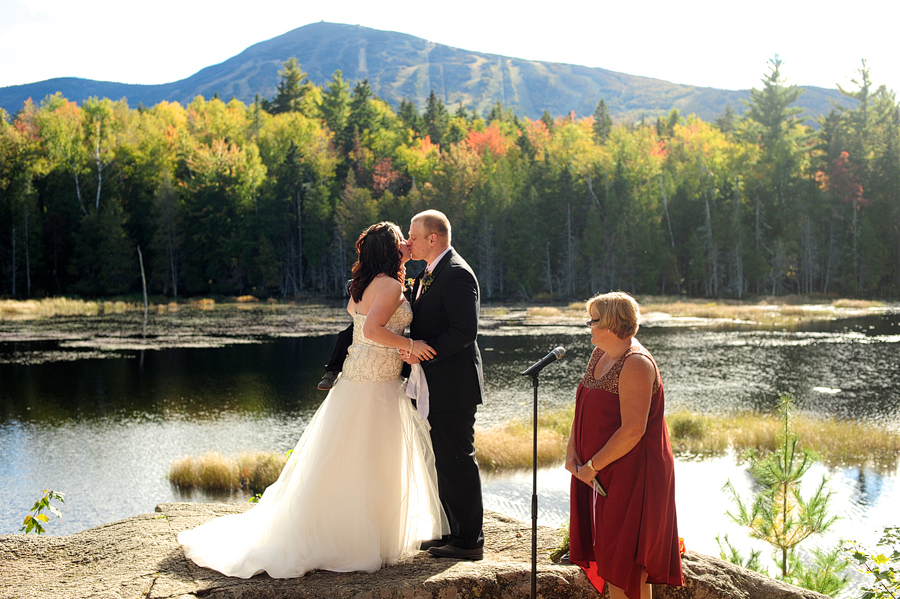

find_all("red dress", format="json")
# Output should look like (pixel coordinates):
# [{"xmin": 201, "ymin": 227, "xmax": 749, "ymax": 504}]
[{"xmin": 569, "ymin": 344, "xmax": 684, "ymax": 599}]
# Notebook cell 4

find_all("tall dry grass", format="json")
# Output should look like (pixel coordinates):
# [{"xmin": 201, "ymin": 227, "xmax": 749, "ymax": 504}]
[
  {"xmin": 480, "ymin": 406, "xmax": 900, "ymax": 472},
  {"xmin": 666, "ymin": 411, "xmax": 900, "ymax": 471},
  {"xmin": 0, "ymin": 298, "xmax": 144, "ymax": 320},
  {"xmin": 831, "ymin": 299, "xmax": 883, "ymax": 309},
  {"xmin": 636, "ymin": 296, "xmax": 885, "ymax": 323},
  {"xmin": 168, "ymin": 405, "xmax": 899, "ymax": 493},
  {"xmin": 476, "ymin": 405, "xmax": 574, "ymax": 471},
  {"xmin": 168, "ymin": 451, "xmax": 288, "ymax": 493},
  {"xmin": 0, "ymin": 298, "xmax": 100, "ymax": 320}
]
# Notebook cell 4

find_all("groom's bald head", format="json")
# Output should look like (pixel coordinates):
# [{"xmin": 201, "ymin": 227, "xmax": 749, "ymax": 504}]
[
  {"xmin": 411, "ymin": 210, "xmax": 451, "ymax": 244},
  {"xmin": 408, "ymin": 209, "xmax": 451, "ymax": 262}
]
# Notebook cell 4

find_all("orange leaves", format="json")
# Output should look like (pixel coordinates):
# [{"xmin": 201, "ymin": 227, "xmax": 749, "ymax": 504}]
[
  {"xmin": 651, "ymin": 139, "xmax": 668, "ymax": 160},
  {"xmin": 826, "ymin": 151, "xmax": 870, "ymax": 208},
  {"xmin": 525, "ymin": 118, "xmax": 551, "ymax": 144},
  {"xmin": 372, "ymin": 157, "xmax": 400, "ymax": 194},
  {"xmin": 465, "ymin": 124, "xmax": 510, "ymax": 157},
  {"xmin": 420, "ymin": 135, "xmax": 437, "ymax": 154}
]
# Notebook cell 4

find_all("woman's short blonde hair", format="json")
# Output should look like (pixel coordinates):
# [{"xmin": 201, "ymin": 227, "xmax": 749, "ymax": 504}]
[{"xmin": 586, "ymin": 291, "xmax": 641, "ymax": 339}]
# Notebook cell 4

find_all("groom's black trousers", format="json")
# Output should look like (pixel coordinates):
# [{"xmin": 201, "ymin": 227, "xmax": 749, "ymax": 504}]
[
  {"xmin": 324, "ymin": 324, "xmax": 354, "ymax": 372},
  {"xmin": 428, "ymin": 407, "xmax": 484, "ymax": 549}
]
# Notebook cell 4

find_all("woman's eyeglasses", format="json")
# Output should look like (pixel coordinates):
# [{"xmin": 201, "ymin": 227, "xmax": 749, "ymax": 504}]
[{"xmin": 586, "ymin": 318, "xmax": 602, "ymax": 327}]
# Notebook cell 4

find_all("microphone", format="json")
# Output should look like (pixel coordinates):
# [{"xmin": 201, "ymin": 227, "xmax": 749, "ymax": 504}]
[{"xmin": 521, "ymin": 346, "xmax": 566, "ymax": 377}]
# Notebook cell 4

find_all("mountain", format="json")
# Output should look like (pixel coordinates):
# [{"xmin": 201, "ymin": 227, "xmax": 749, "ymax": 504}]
[{"xmin": 0, "ymin": 22, "xmax": 845, "ymax": 123}]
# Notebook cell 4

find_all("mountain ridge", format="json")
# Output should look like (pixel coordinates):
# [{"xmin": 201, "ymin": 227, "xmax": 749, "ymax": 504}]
[{"xmin": 0, "ymin": 21, "xmax": 844, "ymax": 122}]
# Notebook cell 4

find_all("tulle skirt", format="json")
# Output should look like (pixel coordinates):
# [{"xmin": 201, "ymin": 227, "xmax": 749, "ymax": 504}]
[{"xmin": 178, "ymin": 376, "xmax": 448, "ymax": 578}]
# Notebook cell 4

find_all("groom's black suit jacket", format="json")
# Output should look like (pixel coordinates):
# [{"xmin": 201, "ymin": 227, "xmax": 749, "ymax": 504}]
[{"xmin": 409, "ymin": 248, "xmax": 484, "ymax": 412}]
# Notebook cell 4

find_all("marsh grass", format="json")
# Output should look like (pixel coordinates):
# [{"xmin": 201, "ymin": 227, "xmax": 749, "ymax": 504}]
[
  {"xmin": 168, "ymin": 451, "xmax": 288, "ymax": 493},
  {"xmin": 526, "ymin": 306, "xmax": 563, "ymax": 318},
  {"xmin": 667, "ymin": 411, "xmax": 900, "ymax": 471},
  {"xmin": 168, "ymin": 405, "xmax": 898, "ymax": 492},
  {"xmin": 0, "ymin": 298, "xmax": 145, "ymax": 320},
  {"xmin": 831, "ymin": 298, "xmax": 883, "ymax": 309},
  {"xmin": 636, "ymin": 296, "xmax": 885, "ymax": 323},
  {"xmin": 476, "ymin": 405, "xmax": 574, "ymax": 471},
  {"xmin": 0, "ymin": 298, "xmax": 101, "ymax": 320}
]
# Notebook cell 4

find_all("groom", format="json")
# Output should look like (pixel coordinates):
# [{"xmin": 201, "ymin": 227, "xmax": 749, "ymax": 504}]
[{"xmin": 405, "ymin": 209, "xmax": 485, "ymax": 560}]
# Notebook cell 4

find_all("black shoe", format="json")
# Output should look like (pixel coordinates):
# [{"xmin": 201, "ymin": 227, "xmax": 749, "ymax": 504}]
[
  {"xmin": 427, "ymin": 544, "xmax": 484, "ymax": 561},
  {"xmin": 419, "ymin": 539, "xmax": 447, "ymax": 550},
  {"xmin": 317, "ymin": 372, "xmax": 338, "ymax": 391}
]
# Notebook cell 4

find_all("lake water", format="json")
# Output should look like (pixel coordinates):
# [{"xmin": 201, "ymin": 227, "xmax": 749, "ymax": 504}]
[{"xmin": 1, "ymin": 303, "xmax": 899, "ymax": 580}]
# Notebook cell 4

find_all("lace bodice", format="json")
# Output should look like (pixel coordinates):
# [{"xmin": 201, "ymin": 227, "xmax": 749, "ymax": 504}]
[{"xmin": 341, "ymin": 301, "xmax": 413, "ymax": 382}]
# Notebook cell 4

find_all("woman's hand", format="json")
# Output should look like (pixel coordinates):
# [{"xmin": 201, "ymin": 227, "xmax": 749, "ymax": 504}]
[
  {"xmin": 574, "ymin": 462, "xmax": 598, "ymax": 487},
  {"xmin": 564, "ymin": 453, "xmax": 580, "ymax": 476},
  {"xmin": 409, "ymin": 339, "xmax": 436, "ymax": 361}
]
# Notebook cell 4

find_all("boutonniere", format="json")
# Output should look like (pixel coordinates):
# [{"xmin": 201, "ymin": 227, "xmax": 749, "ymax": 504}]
[{"xmin": 420, "ymin": 270, "xmax": 435, "ymax": 294}]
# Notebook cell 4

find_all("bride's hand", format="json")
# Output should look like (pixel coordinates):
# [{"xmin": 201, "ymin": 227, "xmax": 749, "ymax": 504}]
[{"xmin": 410, "ymin": 339, "xmax": 436, "ymax": 361}]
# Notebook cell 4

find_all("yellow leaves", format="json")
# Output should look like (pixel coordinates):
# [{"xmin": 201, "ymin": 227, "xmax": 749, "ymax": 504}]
[
  {"xmin": 395, "ymin": 136, "xmax": 441, "ymax": 184},
  {"xmin": 186, "ymin": 138, "xmax": 266, "ymax": 208},
  {"xmin": 256, "ymin": 111, "xmax": 337, "ymax": 179},
  {"xmin": 186, "ymin": 95, "xmax": 251, "ymax": 146},
  {"xmin": 546, "ymin": 117, "xmax": 604, "ymax": 174},
  {"xmin": 523, "ymin": 118, "xmax": 551, "ymax": 160},
  {"xmin": 663, "ymin": 117, "xmax": 758, "ymax": 188}
]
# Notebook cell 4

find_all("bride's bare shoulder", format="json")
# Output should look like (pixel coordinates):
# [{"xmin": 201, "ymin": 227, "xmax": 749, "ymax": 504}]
[{"xmin": 370, "ymin": 274, "xmax": 402, "ymax": 291}]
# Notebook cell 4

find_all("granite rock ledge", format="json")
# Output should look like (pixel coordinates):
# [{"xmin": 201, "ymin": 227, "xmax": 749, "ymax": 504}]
[{"xmin": 0, "ymin": 502, "xmax": 827, "ymax": 599}]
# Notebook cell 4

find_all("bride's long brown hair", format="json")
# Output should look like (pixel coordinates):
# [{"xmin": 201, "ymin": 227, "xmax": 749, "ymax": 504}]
[{"xmin": 348, "ymin": 222, "xmax": 405, "ymax": 302}]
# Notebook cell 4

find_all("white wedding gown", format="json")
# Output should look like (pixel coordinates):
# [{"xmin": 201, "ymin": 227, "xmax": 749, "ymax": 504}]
[{"xmin": 178, "ymin": 301, "xmax": 448, "ymax": 578}]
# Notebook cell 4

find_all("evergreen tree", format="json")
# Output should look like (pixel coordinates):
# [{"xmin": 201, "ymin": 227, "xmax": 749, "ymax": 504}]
[
  {"xmin": 592, "ymin": 99, "xmax": 612, "ymax": 142},
  {"xmin": 540, "ymin": 110, "xmax": 555, "ymax": 132},
  {"xmin": 270, "ymin": 58, "xmax": 308, "ymax": 115},
  {"xmin": 347, "ymin": 79, "xmax": 377, "ymax": 141},
  {"xmin": 715, "ymin": 103, "xmax": 736, "ymax": 133},
  {"xmin": 423, "ymin": 90, "xmax": 449, "ymax": 147},
  {"xmin": 740, "ymin": 56, "xmax": 809, "ymax": 293},
  {"xmin": 722, "ymin": 393, "xmax": 844, "ymax": 591},
  {"xmin": 321, "ymin": 70, "xmax": 351, "ymax": 141},
  {"xmin": 397, "ymin": 98, "xmax": 423, "ymax": 135}
]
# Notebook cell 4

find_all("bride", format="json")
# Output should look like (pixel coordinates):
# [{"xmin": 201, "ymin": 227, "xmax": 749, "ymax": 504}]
[{"xmin": 178, "ymin": 221, "xmax": 449, "ymax": 578}]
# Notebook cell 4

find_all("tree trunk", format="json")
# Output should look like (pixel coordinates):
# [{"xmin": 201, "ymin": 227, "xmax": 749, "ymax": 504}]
[
  {"xmin": 74, "ymin": 169, "xmax": 86, "ymax": 215},
  {"xmin": 137, "ymin": 245, "xmax": 148, "ymax": 310},
  {"xmin": 585, "ymin": 173, "xmax": 601, "ymax": 209},
  {"xmin": 755, "ymin": 193, "xmax": 762, "ymax": 294},
  {"xmin": 823, "ymin": 219, "xmax": 835, "ymax": 294},
  {"xmin": 732, "ymin": 177, "xmax": 743, "ymax": 299},
  {"xmin": 852, "ymin": 197, "xmax": 860, "ymax": 292},
  {"xmin": 95, "ymin": 132, "xmax": 104, "ymax": 212},
  {"xmin": 705, "ymin": 178, "xmax": 718, "ymax": 297},
  {"xmin": 566, "ymin": 201, "xmax": 574, "ymax": 297},
  {"xmin": 24, "ymin": 207, "xmax": 31, "ymax": 297},
  {"xmin": 545, "ymin": 241, "xmax": 553, "ymax": 296},
  {"xmin": 11, "ymin": 227, "xmax": 16, "ymax": 297},
  {"xmin": 660, "ymin": 176, "xmax": 681, "ymax": 295},
  {"xmin": 295, "ymin": 189, "xmax": 303, "ymax": 293},
  {"xmin": 479, "ymin": 219, "xmax": 494, "ymax": 299}
]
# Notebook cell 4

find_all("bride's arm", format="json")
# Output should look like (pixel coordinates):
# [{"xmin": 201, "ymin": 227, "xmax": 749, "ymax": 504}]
[{"xmin": 363, "ymin": 277, "xmax": 435, "ymax": 361}]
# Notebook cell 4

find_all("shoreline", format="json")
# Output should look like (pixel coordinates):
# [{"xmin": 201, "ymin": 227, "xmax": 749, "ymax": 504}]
[{"xmin": 0, "ymin": 502, "xmax": 827, "ymax": 599}]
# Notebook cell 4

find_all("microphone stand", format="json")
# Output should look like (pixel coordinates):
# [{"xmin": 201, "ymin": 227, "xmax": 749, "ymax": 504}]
[
  {"xmin": 528, "ymin": 372, "xmax": 540, "ymax": 599},
  {"xmin": 521, "ymin": 347, "xmax": 563, "ymax": 599}
]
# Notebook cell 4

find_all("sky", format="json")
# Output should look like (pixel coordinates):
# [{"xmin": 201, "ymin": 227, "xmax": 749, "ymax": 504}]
[{"xmin": 2, "ymin": 0, "xmax": 897, "ymax": 99}]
